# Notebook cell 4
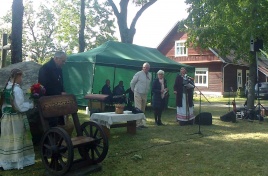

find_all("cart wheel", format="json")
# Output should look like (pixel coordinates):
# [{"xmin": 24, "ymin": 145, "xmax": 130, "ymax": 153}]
[
  {"xmin": 40, "ymin": 127, "xmax": 74, "ymax": 175},
  {"xmin": 79, "ymin": 121, "xmax": 109, "ymax": 163}
]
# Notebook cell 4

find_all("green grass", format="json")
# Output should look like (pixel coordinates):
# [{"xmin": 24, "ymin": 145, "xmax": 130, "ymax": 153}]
[{"xmin": 2, "ymin": 98, "xmax": 268, "ymax": 176}]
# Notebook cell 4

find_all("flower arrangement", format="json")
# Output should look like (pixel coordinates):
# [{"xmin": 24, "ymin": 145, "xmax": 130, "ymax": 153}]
[
  {"xmin": 30, "ymin": 83, "xmax": 46, "ymax": 100},
  {"xmin": 115, "ymin": 104, "xmax": 125, "ymax": 114},
  {"xmin": 26, "ymin": 83, "xmax": 46, "ymax": 131}
]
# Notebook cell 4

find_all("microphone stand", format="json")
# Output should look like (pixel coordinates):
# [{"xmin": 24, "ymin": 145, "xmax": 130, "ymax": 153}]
[{"xmin": 193, "ymin": 84, "xmax": 211, "ymax": 135}]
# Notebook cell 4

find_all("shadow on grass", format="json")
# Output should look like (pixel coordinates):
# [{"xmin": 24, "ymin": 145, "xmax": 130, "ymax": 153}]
[{"xmin": 3, "ymin": 105, "xmax": 268, "ymax": 175}]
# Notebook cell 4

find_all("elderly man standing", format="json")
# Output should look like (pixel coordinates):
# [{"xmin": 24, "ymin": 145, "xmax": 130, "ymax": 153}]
[
  {"xmin": 38, "ymin": 51, "xmax": 67, "ymax": 127},
  {"xmin": 130, "ymin": 62, "xmax": 152, "ymax": 128}
]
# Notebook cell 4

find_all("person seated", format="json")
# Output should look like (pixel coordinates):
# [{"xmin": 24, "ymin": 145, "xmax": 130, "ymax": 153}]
[
  {"xmin": 113, "ymin": 81, "xmax": 125, "ymax": 96},
  {"xmin": 113, "ymin": 81, "xmax": 126, "ymax": 104},
  {"xmin": 101, "ymin": 79, "xmax": 113, "ymax": 103}
]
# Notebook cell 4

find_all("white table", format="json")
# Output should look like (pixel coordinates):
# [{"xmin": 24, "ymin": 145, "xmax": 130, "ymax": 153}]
[{"xmin": 90, "ymin": 111, "xmax": 146, "ymax": 137}]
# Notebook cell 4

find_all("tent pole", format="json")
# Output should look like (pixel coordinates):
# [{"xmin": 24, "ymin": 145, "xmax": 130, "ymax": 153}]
[
  {"xmin": 92, "ymin": 63, "xmax": 96, "ymax": 93},
  {"xmin": 113, "ymin": 66, "xmax": 116, "ymax": 89}
]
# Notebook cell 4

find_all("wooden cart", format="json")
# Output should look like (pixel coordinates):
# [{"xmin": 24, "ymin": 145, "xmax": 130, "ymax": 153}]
[{"xmin": 38, "ymin": 94, "xmax": 109, "ymax": 175}]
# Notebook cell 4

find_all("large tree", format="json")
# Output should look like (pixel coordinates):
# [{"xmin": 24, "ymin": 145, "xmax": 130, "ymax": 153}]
[
  {"xmin": 0, "ymin": 0, "xmax": 117, "ymax": 63},
  {"xmin": 182, "ymin": 0, "xmax": 268, "ymax": 109},
  {"xmin": 107, "ymin": 0, "xmax": 157, "ymax": 43},
  {"xmin": 23, "ymin": 1, "xmax": 57, "ymax": 62},
  {"xmin": 11, "ymin": 0, "xmax": 24, "ymax": 63},
  {"xmin": 0, "ymin": 14, "xmax": 12, "ymax": 67},
  {"xmin": 52, "ymin": 0, "xmax": 117, "ymax": 52},
  {"xmin": 79, "ymin": 0, "xmax": 86, "ymax": 52}
]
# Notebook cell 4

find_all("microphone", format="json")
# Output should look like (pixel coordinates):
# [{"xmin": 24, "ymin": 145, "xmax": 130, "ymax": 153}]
[{"xmin": 185, "ymin": 74, "xmax": 194, "ymax": 80}]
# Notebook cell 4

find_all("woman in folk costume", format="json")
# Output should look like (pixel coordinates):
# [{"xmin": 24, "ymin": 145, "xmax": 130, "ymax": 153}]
[
  {"xmin": 152, "ymin": 70, "xmax": 168, "ymax": 126},
  {"xmin": 173, "ymin": 67, "xmax": 195, "ymax": 126},
  {"xmin": 0, "ymin": 69, "xmax": 35, "ymax": 170}
]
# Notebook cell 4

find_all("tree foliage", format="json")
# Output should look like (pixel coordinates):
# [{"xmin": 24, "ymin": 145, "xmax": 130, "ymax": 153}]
[
  {"xmin": 107, "ymin": 0, "xmax": 157, "ymax": 43},
  {"xmin": 0, "ymin": 0, "xmax": 117, "ymax": 63},
  {"xmin": 183, "ymin": 0, "xmax": 268, "ymax": 61},
  {"xmin": 0, "ymin": 12, "xmax": 12, "ymax": 66},
  {"xmin": 23, "ymin": 1, "xmax": 57, "ymax": 62},
  {"xmin": 182, "ymin": 0, "xmax": 268, "ymax": 109},
  {"xmin": 52, "ymin": 0, "xmax": 117, "ymax": 53}
]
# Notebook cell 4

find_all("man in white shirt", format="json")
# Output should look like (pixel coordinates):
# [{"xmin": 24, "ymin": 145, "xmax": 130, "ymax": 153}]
[{"xmin": 130, "ymin": 62, "xmax": 152, "ymax": 128}]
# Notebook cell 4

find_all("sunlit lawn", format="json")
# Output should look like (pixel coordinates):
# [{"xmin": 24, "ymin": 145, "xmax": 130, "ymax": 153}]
[{"xmin": 2, "ymin": 97, "xmax": 268, "ymax": 176}]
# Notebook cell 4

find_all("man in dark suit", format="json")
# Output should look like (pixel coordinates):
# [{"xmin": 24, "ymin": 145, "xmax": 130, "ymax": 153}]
[
  {"xmin": 38, "ymin": 51, "xmax": 67, "ymax": 127},
  {"xmin": 113, "ymin": 81, "xmax": 126, "ymax": 104},
  {"xmin": 101, "ymin": 79, "xmax": 113, "ymax": 104}
]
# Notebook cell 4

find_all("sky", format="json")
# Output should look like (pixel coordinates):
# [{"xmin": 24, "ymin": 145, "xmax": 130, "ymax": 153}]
[
  {"xmin": 129, "ymin": 0, "xmax": 189, "ymax": 48},
  {"xmin": 0, "ymin": 0, "xmax": 189, "ymax": 48}
]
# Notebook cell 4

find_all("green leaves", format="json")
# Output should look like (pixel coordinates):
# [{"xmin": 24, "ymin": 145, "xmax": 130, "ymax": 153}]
[
  {"xmin": 0, "ymin": 0, "xmax": 117, "ymax": 63},
  {"xmin": 184, "ymin": 0, "xmax": 268, "ymax": 61}
]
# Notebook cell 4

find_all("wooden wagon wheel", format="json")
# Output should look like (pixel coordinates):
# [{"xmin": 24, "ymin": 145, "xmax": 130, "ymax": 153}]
[
  {"xmin": 40, "ymin": 127, "xmax": 74, "ymax": 175},
  {"xmin": 79, "ymin": 121, "xmax": 109, "ymax": 163}
]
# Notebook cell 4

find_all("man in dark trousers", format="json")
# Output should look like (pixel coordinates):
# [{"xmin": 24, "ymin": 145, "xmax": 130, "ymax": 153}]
[{"xmin": 38, "ymin": 51, "xmax": 67, "ymax": 127}]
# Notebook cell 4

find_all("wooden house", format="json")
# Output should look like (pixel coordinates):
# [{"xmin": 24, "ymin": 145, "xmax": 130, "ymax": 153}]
[{"xmin": 157, "ymin": 23, "xmax": 268, "ymax": 97}]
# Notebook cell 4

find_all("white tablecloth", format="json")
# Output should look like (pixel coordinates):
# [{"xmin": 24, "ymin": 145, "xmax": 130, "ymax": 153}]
[{"xmin": 90, "ymin": 111, "xmax": 146, "ymax": 128}]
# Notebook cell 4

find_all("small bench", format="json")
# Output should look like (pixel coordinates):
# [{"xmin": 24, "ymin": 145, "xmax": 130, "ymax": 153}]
[
  {"xmin": 90, "ymin": 111, "xmax": 145, "ymax": 138},
  {"xmin": 84, "ymin": 94, "xmax": 109, "ymax": 113}
]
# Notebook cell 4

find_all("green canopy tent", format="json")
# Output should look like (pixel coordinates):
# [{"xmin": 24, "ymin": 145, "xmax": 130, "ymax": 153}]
[{"xmin": 63, "ymin": 41, "xmax": 195, "ymax": 107}]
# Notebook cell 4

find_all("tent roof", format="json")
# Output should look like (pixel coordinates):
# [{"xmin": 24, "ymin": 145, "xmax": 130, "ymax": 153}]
[{"xmin": 67, "ymin": 41, "xmax": 194, "ymax": 72}]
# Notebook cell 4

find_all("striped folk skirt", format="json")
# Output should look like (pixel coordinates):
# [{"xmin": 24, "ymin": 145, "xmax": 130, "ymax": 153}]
[
  {"xmin": 0, "ymin": 113, "xmax": 35, "ymax": 170},
  {"xmin": 176, "ymin": 93, "xmax": 195, "ymax": 122}
]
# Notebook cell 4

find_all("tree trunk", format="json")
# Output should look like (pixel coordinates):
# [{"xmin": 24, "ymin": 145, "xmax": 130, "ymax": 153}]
[
  {"xmin": 11, "ymin": 0, "xmax": 24, "ymax": 63},
  {"xmin": 79, "ymin": 0, "xmax": 86, "ymax": 52},
  {"xmin": 118, "ymin": 20, "xmax": 135, "ymax": 43},
  {"xmin": 1, "ymin": 34, "xmax": 8, "ymax": 68},
  {"xmin": 108, "ymin": 0, "xmax": 157, "ymax": 44},
  {"xmin": 247, "ymin": 53, "xmax": 257, "ymax": 109}
]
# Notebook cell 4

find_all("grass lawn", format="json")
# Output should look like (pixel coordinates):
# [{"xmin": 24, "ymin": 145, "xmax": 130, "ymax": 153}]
[{"xmin": 2, "ymin": 98, "xmax": 268, "ymax": 176}]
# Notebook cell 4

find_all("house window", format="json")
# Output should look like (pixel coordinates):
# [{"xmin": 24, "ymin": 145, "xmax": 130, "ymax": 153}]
[
  {"xmin": 237, "ymin": 69, "xmax": 242, "ymax": 88},
  {"xmin": 175, "ymin": 40, "xmax": 188, "ymax": 56},
  {"xmin": 194, "ymin": 68, "xmax": 208, "ymax": 87},
  {"xmin": 236, "ymin": 69, "xmax": 243, "ymax": 88},
  {"xmin": 246, "ymin": 70, "xmax": 249, "ymax": 83}
]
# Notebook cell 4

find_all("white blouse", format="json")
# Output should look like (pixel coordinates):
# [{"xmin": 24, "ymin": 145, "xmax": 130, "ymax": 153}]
[{"xmin": 2, "ymin": 81, "xmax": 33, "ymax": 113}]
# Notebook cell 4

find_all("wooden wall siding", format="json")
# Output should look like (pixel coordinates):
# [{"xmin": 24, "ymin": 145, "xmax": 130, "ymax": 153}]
[
  {"xmin": 159, "ymin": 32, "xmax": 184, "ymax": 55},
  {"xmin": 157, "ymin": 30, "xmax": 256, "ymax": 96},
  {"xmin": 159, "ymin": 30, "xmax": 218, "ymax": 56},
  {"xmin": 165, "ymin": 44, "xmax": 215, "ymax": 59},
  {"xmin": 187, "ymin": 47, "xmax": 213, "ymax": 56},
  {"xmin": 189, "ymin": 63, "xmax": 223, "ymax": 93},
  {"xmin": 208, "ymin": 63, "xmax": 224, "ymax": 93},
  {"xmin": 258, "ymin": 72, "xmax": 267, "ymax": 82},
  {"xmin": 223, "ymin": 64, "xmax": 249, "ymax": 92},
  {"xmin": 170, "ymin": 55, "xmax": 220, "ymax": 63},
  {"xmin": 159, "ymin": 31, "xmax": 217, "ymax": 61}
]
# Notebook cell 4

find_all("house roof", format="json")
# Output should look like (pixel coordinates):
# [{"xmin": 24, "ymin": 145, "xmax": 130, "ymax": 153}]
[
  {"xmin": 157, "ymin": 22, "xmax": 249, "ymax": 66},
  {"xmin": 209, "ymin": 48, "xmax": 249, "ymax": 66},
  {"xmin": 157, "ymin": 21, "xmax": 268, "ymax": 77},
  {"xmin": 258, "ymin": 58, "xmax": 268, "ymax": 76},
  {"xmin": 157, "ymin": 21, "xmax": 181, "ymax": 49},
  {"xmin": 211, "ymin": 49, "xmax": 268, "ymax": 76}
]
